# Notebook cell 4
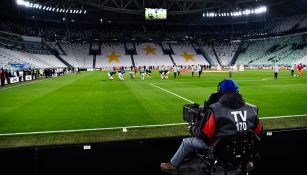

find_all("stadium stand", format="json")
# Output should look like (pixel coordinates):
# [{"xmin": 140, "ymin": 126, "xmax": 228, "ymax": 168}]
[
  {"xmin": 212, "ymin": 40, "xmax": 240, "ymax": 66},
  {"xmin": 96, "ymin": 43, "xmax": 132, "ymax": 68},
  {"xmin": 201, "ymin": 43, "xmax": 220, "ymax": 66},
  {"xmin": 0, "ymin": 48, "xmax": 62, "ymax": 68},
  {"xmin": 59, "ymin": 41, "xmax": 92, "ymax": 68},
  {"xmin": 171, "ymin": 43, "xmax": 209, "ymax": 66},
  {"xmin": 134, "ymin": 43, "xmax": 173, "ymax": 67},
  {"xmin": 236, "ymin": 32, "xmax": 307, "ymax": 66}
]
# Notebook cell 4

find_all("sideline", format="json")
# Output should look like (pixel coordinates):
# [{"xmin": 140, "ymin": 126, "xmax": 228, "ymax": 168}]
[{"xmin": 0, "ymin": 114, "xmax": 306, "ymax": 136}]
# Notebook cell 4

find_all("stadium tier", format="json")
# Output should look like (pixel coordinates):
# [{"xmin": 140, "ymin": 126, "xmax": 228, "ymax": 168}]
[
  {"xmin": 236, "ymin": 32, "xmax": 307, "ymax": 66},
  {"xmin": 171, "ymin": 43, "xmax": 209, "ymax": 66},
  {"xmin": 59, "ymin": 41, "xmax": 92, "ymax": 68},
  {"xmin": 134, "ymin": 43, "xmax": 173, "ymax": 67},
  {"xmin": 97, "ymin": 43, "xmax": 132, "ymax": 68}
]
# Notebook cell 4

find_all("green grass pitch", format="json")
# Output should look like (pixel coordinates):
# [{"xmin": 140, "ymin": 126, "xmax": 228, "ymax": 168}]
[{"xmin": 0, "ymin": 69, "xmax": 306, "ymax": 147}]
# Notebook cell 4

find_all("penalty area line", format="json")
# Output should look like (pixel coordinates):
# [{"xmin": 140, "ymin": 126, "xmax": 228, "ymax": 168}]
[{"xmin": 150, "ymin": 83, "xmax": 194, "ymax": 103}]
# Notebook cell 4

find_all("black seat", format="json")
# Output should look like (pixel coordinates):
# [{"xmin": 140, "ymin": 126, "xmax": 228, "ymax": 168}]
[
  {"xmin": 179, "ymin": 132, "xmax": 260, "ymax": 175},
  {"xmin": 211, "ymin": 132, "xmax": 260, "ymax": 175}
]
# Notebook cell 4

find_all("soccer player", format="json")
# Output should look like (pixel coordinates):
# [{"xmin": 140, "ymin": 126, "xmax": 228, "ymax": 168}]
[
  {"xmin": 160, "ymin": 65, "xmax": 167, "ymax": 80},
  {"xmin": 191, "ymin": 65, "xmax": 195, "ymax": 77},
  {"xmin": 197, "ymin": 64, "xmax": 202, "ymax": 78},
  {"xmin": 129, "ymin": 67, "xmax": 136, "ymax": 79},
  {"xmin": 140, "ymin": 66, "xmax": 145, "ymax": 80},
  {"xmin": 173, "ymin": 65, "xmax": 178, "ymax": 79},
  {"xmin": 229, "ymin": 65, "xmax": 233, "ymax": 78},
  {"xmin": 290, "ymin": 64, "xmax": 296, "ymax": 76},
  {"xmin": 118, "ymin": 69, "xmax": 125, "ymax": 80},
  {"xmin": 273, "ymin": 64, "xmax": 279, "ymax": 80},
  {"xmin": 164, "ymin": 66, "xmax": 169, "ymax": 79},
  {"xmin": 77, "ymin": 67, "xmax": 81, "ymax": 74},
  {"xmin": 145, "ymin": 66, "xmax": 152, "ymax": 78},
  {"xmin": 177, "ymin": 65, "xmax": 181, "ymax": 77},
  {"xmin": 297, "ymin": 63, "xmax": 303, "ymax": 77},
  {"xmin": 108, "ymin": 67, "xmax": 115, "ymax": 80}
]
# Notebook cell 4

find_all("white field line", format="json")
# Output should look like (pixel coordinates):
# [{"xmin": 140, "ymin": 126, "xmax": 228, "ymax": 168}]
[
  {"xmin": 150, "ymin": 83, "xmax": 194, "ymax": 103},
  {"xmin": 0, "ymin": 114, "xmax": 306, "ymax": 136}
]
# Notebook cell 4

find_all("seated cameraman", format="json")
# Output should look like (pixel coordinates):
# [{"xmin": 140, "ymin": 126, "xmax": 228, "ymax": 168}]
[{"xmin": 160, "ymin": 79, "xmax": 263, "ymax": 174}]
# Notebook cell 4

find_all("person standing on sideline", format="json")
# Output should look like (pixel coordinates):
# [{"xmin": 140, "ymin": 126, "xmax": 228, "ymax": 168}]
[
  {"xmin": 0, "ymin": 68, "xmax": 6, "ymax": 87},
  {"xmin": 173, "ymin": 65, "xmax": 178, "ymax": 79},
  {"xmin": 197, "ymin": 64, "xmax": 202, "ymax": 78},
  {"xmin": 229, "ymin": 65, "xmax": 233, "ymax": 78},
  {"xmin": 273, "ymin": 64, "xmax": 279, "ymax": 80},
  {"xmin": 290, "ymin": 64, "xmax": 296, "ymax": 76},
  {"xmin": 177, "ymin": 65, "xmax": 181, "ymax": 77},
  {"xmin": 191, "ymin": 65, "xmax": 195, "ymax": 77},
  {"xmin": 297, "ymin": 63, "xmax": 303, "ymax": 77}
]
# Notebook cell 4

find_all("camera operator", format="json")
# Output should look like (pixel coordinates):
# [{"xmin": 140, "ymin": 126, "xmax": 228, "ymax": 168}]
[{"xmin": 160, "ymin": 79, "xmax": 263, "ymax": 174}]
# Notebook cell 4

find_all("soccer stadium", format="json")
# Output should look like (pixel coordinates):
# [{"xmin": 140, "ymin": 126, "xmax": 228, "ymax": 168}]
[{"xmin": 0, "ymin": 0, "xmax": 306, "ymax": 174}]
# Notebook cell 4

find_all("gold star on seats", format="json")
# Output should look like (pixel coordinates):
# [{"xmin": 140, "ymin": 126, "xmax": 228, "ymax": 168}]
[
  {"xmin": 143, "ymin": 45, "xmax": 157, "ymax": 56},
  {"xmin": 107, "ymin": 51, "xmax": 120, "ymax": 63},
  {"xmin": 181, "ymin": 51, "xmax": 195, "ymax": 62}
]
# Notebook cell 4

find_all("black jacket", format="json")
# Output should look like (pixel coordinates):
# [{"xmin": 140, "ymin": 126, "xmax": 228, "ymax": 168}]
[{"xmin": 191, "ymin": 91, "xmax": 263, "ymax": 145}]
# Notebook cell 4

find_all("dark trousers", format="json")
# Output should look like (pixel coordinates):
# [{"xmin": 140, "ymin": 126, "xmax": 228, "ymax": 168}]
[
  {"xmin": 178, "ymin": 71, "xmax": 180, "ymax": 77},
  {"xmin": 291, "ymin": 70, "xmax": 294, "ymax": 76},
  {"xmin": 198, "ymin": 71, "xmax": 202, "ymax": 78},
  {"xmin": 1, "ymin": 78, "xmax": 4, "ymax": 87},
  {"xmin": 192, "ymin": 72, "xmax": 194, "ymax": 77},
  {"xmin": 274, "ymin": 72, "xmax": 278, "ymax": 79},
  {"xmin": 174, "ymin": 73, "xmax": 177, "ymax": 78}
]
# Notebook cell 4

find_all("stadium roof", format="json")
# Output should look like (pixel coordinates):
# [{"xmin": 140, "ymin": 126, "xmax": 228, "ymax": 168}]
[{"xmin": 0, "ymin": 0, "xmax": 307, "ymax": 25}]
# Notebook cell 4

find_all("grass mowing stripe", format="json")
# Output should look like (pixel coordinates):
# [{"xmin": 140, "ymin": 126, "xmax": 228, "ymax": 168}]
[
  {"xmin": 0, "ymin": 79, "xmax": 46, "ymax": 90},
  {"xmin": 0, "ymin": 114, "xmax": 306, "ymax": 137},
  {"xmin": 150, "ymin": 83, "xmax": 194, "ymax": 103},
  {"xmin": 152, "ymin": 77, "xmax": 306, "ymax": 85}
]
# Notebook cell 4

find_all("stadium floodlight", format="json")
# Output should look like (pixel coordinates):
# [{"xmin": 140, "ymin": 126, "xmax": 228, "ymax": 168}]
[
  {"xmin": 16, "ymin": 0, "xmax": 23, "ymax": 5},
  {"xmin": 24, "ymin": 1, "xmax": 30, "ymax": 7},
  {"xmin": 16, "ymin": 0, "xmax": 86, "ymax": 15},
  {"xmin": 203, "ymin": 5, "xmax": 267, "ymax": 18}
]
